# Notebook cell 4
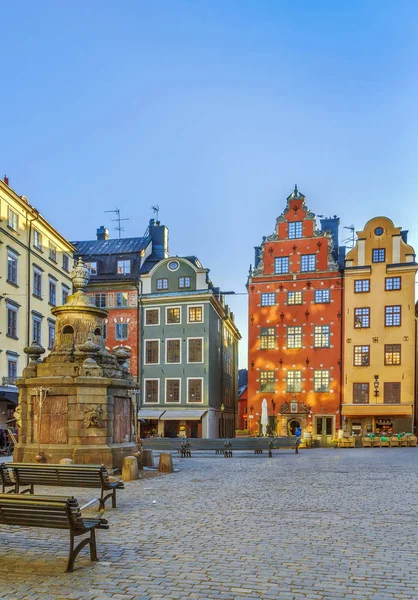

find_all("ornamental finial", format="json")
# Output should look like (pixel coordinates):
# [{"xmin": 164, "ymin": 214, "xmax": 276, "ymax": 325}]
[{"xmin": 70, "ymin": 257, "xmax": 90, "ymax": 292}]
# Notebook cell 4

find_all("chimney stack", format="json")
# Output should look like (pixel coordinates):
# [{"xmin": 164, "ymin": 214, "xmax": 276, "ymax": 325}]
[
  {"xmin": 4, "ymin": 175, "xmax": 9, "ymax": 186},
  {"xmin": 96, "ymin": 226, "xmax": 110, "ymax": 241}
]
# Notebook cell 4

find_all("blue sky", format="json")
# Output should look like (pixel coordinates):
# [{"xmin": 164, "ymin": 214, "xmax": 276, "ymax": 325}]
[{"xmin": 1, "ymin": 0, "xmax": 417, "ymax": 367}]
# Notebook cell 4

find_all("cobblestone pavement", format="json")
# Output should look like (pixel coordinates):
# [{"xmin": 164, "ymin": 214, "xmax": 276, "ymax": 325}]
[{"xmin": 1, "ymin": 448, "xmax": 418, "ymax": 600}]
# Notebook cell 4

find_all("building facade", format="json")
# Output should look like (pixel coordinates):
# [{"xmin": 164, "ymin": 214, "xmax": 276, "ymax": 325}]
[
  {"xmin": 342, "ymin": 217, "xmax": 417, "ymax": 435},
  {"xmin": 0, "ymin": 176, "xmax": 75, "ymax": 427},
  {"xmin": 247, "ymin": 186, "xmax": 343, "ymax": 445},
  {"xmin": 139, "ymin": 256, "xmax": 240, "ymax": 438}
]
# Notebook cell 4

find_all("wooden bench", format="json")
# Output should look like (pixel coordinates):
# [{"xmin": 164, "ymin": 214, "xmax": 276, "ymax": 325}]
[
  {"xmin": 142, "ymin": 437, "xmax": 298, "ymax": 456},
  {"xmin": 2, "ymin": 463, "xmax": 124, "ymax": 509},
  {"xmin": 0, "ymin": 493, "xmax": 109, "ymax": 572},
  {"xmin": 0, "ymin": 463, "xmax": 16, "ymax": 493}
]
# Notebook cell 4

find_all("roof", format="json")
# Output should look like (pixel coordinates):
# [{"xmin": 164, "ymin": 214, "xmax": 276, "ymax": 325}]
[{"xmin": 72, "ymin": 236, "xmax": 151, "ymax": 256}]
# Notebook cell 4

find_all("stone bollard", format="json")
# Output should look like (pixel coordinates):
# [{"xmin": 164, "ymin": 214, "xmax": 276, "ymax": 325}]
[
  {"xmin": 158, "ymin": 452, "xmax": 173, "ymax": 473},
  {"xmin": 122, "ymin": 456, "xmax": 139, "ymax": 481},
  {"xmin": 60, "ymin": 458, "xmax": 74, "ymax": 465},
  {"xmin": 142, "ymin": 449, "xmax": 154, "ymax": 468}
]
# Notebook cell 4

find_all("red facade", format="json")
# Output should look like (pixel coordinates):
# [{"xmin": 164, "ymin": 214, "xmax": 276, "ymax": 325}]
[{"xmin": 247, "ymin": 188, "xmax": 343, "ymax": 444}]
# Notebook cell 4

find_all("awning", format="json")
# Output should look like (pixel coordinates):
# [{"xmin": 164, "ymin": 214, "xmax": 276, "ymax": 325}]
[
  {"xmin": 137, "ymin": 409, "xmax": 165, "ymax": 420},
  {"xmin": 342, "ymin": 404, "xmax": 413, "ymax": 417},
  {"xmin": 0, "ymin": 386, "xmax": 18, "ymax": 405},
  {"xmin": 160, "ymin": 410, "xmax": 207, "ymax": 421}
]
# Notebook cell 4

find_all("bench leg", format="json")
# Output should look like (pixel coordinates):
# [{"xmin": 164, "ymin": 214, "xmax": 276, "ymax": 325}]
[
  {"xmin": 67, "ymin": 529, "xmax": 97, "ymax": 573},
  {"xmin": 112, "ymin": 488, "xmax": 116, "ymax": 509}
]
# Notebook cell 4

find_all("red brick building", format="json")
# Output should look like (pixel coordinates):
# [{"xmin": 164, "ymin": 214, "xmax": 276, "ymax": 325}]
[{"xmin": 247, "ymin": 186, "xmax": 343, "ymax": 445}]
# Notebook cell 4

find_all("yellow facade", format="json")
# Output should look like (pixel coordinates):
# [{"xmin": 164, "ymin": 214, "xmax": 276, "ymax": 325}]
[
  {"xmin": 343, "ymin": 216, "xmax": 417, "ymax": 435},
  {"xmin": 0, "ymin": 178, "xmax": 75, "ymax": 427}
]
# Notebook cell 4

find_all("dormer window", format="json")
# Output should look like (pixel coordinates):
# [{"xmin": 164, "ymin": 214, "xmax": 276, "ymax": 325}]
[
  {"xmin": 179, "ymin": 276, "xmax": 191, "ymax": 289},
  {"xmin": 86, "ymin": 261, "xmax": 98, "ymax": 275},
  {"xmin": 117, "ymin": 259, "xmax": 131, "ymax": 274}
]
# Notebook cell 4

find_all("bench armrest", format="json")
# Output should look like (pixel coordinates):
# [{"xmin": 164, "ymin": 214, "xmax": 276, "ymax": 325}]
[
  {"xmin": 108, "ymin": 468, "xmax": 121, "ymax": 476},
  {"xmin": 80, "ymin": 498, "xmax": 106, "ymax": 520}
]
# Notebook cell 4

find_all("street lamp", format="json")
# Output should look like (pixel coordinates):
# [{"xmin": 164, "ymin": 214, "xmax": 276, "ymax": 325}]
[{"xmin": 220, "ymin": 403, "xmax": 225, "ymax": 439}]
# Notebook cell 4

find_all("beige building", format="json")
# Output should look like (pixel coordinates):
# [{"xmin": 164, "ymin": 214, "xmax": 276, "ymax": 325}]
[
  {"xmin": 0, "ymin": 176, "xmax": 75, "ymax": 428},
  {"xmin": 342, "ymin": 216, "xmax": 417, "ymax": 435}
]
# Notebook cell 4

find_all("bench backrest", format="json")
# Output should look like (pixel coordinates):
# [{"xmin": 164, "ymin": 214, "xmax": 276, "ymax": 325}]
[
  {"xmin": 0, "ymin": 463, "xmax": 15, "ymax": 487},
  {"xmin": 7, "ymin": 463, "xmax": 110, "ymax": 489},
  {"xmin": 0, "ymin": 493, "xmax": 85, "ymax": 531},
  {"xmin": 142, "ymin": 437, "xmax": 297, "ymax": 450}
]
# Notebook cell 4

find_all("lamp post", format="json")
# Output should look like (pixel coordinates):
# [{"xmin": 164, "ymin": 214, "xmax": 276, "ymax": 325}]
[
  {"xmin": 220, "ymin": 402, "xmax": 225, "ymax": 439},
  {"xmin": 32, "ymin": 386, "xmax": 51, "ymax": 462}
]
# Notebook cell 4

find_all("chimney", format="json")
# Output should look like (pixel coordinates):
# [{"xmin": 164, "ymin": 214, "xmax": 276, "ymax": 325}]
[
  {"xmin": 149, "ymin": 219, "xmax": 169, "ymax": 258},
  {"xmin": 4, "ymin": 175, "xmax": 9, "ymax": 186},
  {"xmin": 96, "ymin": 226, "xmax": 109, "ymax": 241}
]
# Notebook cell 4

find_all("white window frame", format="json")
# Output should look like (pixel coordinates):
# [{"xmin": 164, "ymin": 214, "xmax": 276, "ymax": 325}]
[
  {"xmin": 33, "ymin": 228, "xmax": 43, "ymax": 250},
  {"xmin": 117, "ymin": 259, "xmax": 131, "ymax": 275},
  {"xmin": 187, "ymin": 377, "xmax": 204, "ymax": 404},
  {"xmin": 62, "ymin": 254, "xmax": 70, "ymax": 271},
  {"xmin": 7, "ymin": 357, "xmax": 18, "ymax": 383},
  {"xmin": 143, "ymin": 378, "xmax": 160, "ymax": 404},
  {"xmin": 49, "ymin": 242, "xmax": 57, "ymax": 262},
  {"xmin": 313, "ymin": 370, "xmax": 330, "ymax": 392},
  {"xmin": 165, "ymin": 378, "xmax": 182, "ymax": 404},
  {"xmin": 166, "ymin": 306, "xmax": 181, "ymax": 325},
  {"xmin": 48, "ymin": 277, "xmax": 57, "ymax": 306},
  {"xmin": 187, "ymin": 337, "xmax": 204, "ymax": 364},
  {"xmin": 6, "ymin": 304, "xmax": 18, "ymax": 338},
  {"xmin": 187, "ymin": 304, "xmax": 204, "ymax": 324},
  {"xmin": 32, "ymin": 315, "xmax": 42, "ymax": 345},
  {"xmin": 115, "ymin": 322, "xmax": 129, "ymax": 340},
  {"xmin": 165, "ymin": 338, "xmax": 182, "ymax": 364},
  {"xmin": 48, "ymin": 320, "xmax": 56, "ymax": 351},
  {"xmin": 7, "ymin": 250, "xmax": 18, "ymax": 284},
  {"xmin": 8, "ymin": 207, "xmax": 18, "ymax": 231},
  {"xmin": 145, "ymin": 307, "xmax": 160, "ymax": 326},
  {"xmin": 144, "ymin": 338, "xmax": 160, "ymax": 365},
  {"xmin": 86, "ymin": 261, "xmax": 98, "ymax": 275},
  {"xmin": 116, "ymin": 292, "xmax": 129, "ymax": 308},
  {"xmin": 33, "ymin": 267, "xmax": 43, "ymax": 298}
]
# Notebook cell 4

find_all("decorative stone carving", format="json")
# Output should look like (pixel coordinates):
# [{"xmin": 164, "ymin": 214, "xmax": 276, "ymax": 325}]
[
  {"xmin": 13, "ymin": 405, "xmax": 22, "ymax": 428},
  {"xmin": 83, "ymin": 405, "xmax": 104, "ymax": 428},
  {"xmin": 113, "ymin": 346, "xmax": 131, "ymax": 367},
  {"xmin": 24, "ymin": 343, "xmax": 46, "ymax": 364},
  {"xmin": 280, "ymin": 401, "xmax": 290, "ymax": 414},
  {"xmin": 71, "ymin": 257, "xmax": 90, "ymax": 292}
]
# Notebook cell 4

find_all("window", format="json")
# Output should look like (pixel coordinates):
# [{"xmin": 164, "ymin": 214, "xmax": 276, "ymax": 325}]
[
  {"xmin": 287, "ymin": 326, "xmax": 302, "ymax": 348},
  {"xmin": 188, "ymin": 379, "xmax": 203, "ymax": 403},
  {"xmin": 179, "ymin": 277, "xmax": 191, "ymax": 289},
  {"xmin": 7, "ymin": 305, "xmax": 18, "ymax": 338},
  {"xmin": 372, "ymin": 248, "xmax": 385, "ymax": 263},
  {"xmin": 7, "ymin": 250, "xmax": 18, "ymax": 284},
  {"xmin": 354, "ymin": 346, "xmax": 370, "ymax": 366},
  {"xmin": 355, "ymin": 279, "xmax": 370, "ymax": 293},
  {"xmin": 86, "ymin": 262, "xmax": 98, "ymax": 275},
  {"xmin": 261, "ymin": 293, "xmax": 275, "ymax": 306},
  {"xmin": 115, "ymin": 323, "xmax": 128, "ymax": 340},
  {"xmin": 287, "ymin": 291, "xmax": 302, "ymax": 305},
  {"xmin": 8, "ymin": 208, "xmax": 18, "ymax": 231},
  {"xmin": 145, "ymin": 340, "xmax": 159, "ymax": 364},
  {"xmin": 34, "ymin": 229, "xmax": 42, "ymax": 250},
  {"xmin": 313, "ymin": 370, "xmax": 330, "ymax": 392},
  {"xmin": 48, "ymin": 321, "xmax": 55, "ymax": 350},
  {"xmin": 49, "ymin": 242, "xmax": 57, "ymax": 262},
  {"xmin": 188, "ymin": 338, "xmax": 203, "ymax": 363},
  {"xmin": 62, "ymin": 285, "xmax": 70, "ymax": 305},
  {"xmin": 116, "ymin": 292, "xmax": 128, "ymax": 307},
  {"xmin": 260, "ymin": 371, "xmax": 275, "ymax": 392},
  {"xmin": 94, "ymin": 293, "xmax": 106, "ymax": 308},
  {"xmin": 145, "ymin": 309, "xmax": 159, "ymax": 325},
  {"xmin": 167, "ymin": 307, "xmax": 180, "ymax": 324},
  {"xmin": 353, "ymin": 383, "xmax": 369, "ymax": 404},
  {"xmin": 166, "ymin": 379, "xmax": 180, "ymax": 403},
  {"xmin": 157, "ymin": 278, "xmax": 168, "ymax": 290},
  {"xmin": 144, "ymin": 380, "xmax": 159, "ymax": 403},
  {"xmin": 385, "ymin": 277, "xmax": 401, "ymax": 291},
  {"xmin": 188, "ymin": 306, "xmax": 203, "ymax": 322},
  {"xmin": 260, "ymin": 327, "xmax": 275, "ymax": 349},
  {"xmin": 385, "ymin": 305, "xmax": 401, "ymax": 327},
  {"xmin": 32, "ymin": 315, "xmax": 42, "ymax": 345},
  {"xmin": 166, "ymin": 339, "xmax": 181, "ymax": 363},
  {"xmin": 314, "ymin": 325, "xmax": 330, "ymax": 348},
  {"xmin": 288, "ymin": 221, "xmax": 303, "ymax": 239},
  {"xmin": 354, "ymin": 307, "xmax": 370, "ymax": 328},
  {"xmin": 62, "ymin": 254, "xmax": 70, "ymax": 271},
  {"xmin": 7, "ymin": 359, "xmax": 18, "ymax": 384},
  {"xmin": 33, "ymin": 268, "xmax": 42, "ymax": 298},
  {"xmin": 49, "ymin": 278, "xmax": 57, "ymax": 306},
  {"xmin": 384, "ymin": 382, "xmax": 401, "ymax": 404},
  {"xmin": 314, "ymin": 289, "xmax": 330, "ymax": 303},
  {"xmin": 286, "ymin": 371, "xmax": 302, "ymax": 393},
  {"xmin": 301, "ymin": 254, "xmax": 316, "ymax": 272},
  {"xmin": 384, "ymin": 344, "xmax": 401, "ymax": 366},
  {"xmin": 117, "ymin": 260, "xmax": 131, "ymax": 274},
  {"xmin": 102, "ymin": 324, "xmax": 107, "ymax": 339},
  {"xmin": 274, "ymin": 257, "xmax": 289, "ymax": 274}
]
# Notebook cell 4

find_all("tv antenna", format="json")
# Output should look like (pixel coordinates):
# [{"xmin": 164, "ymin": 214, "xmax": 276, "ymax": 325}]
[
  {"xmin": 104, "ymin": 207, "xmax": 129, "ymax": 239},
  {"xmin": 151, "ymin": 205, "xmax": 160, "ymax": 221},
  {"xmin": 342, "ymin": 225, "xmax": 356, "ymax": 249}
]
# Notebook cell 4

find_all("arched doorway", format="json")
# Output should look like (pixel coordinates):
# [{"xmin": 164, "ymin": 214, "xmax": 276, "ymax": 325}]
[{"xmin": 288, "ymin": 419, "xmax": 301, "ymax": 436}]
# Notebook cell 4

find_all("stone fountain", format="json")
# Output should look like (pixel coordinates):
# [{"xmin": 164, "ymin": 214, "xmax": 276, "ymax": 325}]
[{"xmin": 14, "ymin": 258, "xmax": 138, "ymax": 467}]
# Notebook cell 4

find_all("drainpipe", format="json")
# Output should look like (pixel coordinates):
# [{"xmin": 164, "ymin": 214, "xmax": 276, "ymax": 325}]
[
  {"xmin": 26, "ymin": 211, "xmax": 40, "ymax": 361},
  {"xmin": 134, "ymin": 277, "xmax": 143, "ymax": 409},
  {"xmin": 339, "ymin": 269, "xmax": 344, "ymax": 430}
]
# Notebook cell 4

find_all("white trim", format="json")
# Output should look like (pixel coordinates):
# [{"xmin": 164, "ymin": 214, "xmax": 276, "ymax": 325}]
[
  {"xmin": 144, "ymin": 307, "xmax": 160, "ymax": 327},
  {"xmin": 144, "ymin": 338, "xmax": 160, "ymax": 365},
  {"xmin": 187, "ymin": 337, "xmax": 204, "ymax": 364},
  {"xmin": 187, "ymin": 377, "xmax": 204, "ymax": 404},
  {"xmin": 165, "ymin": 305, "xmax": 182, "ymax": 325},
  {"xmin": 143, "ymin": 378, "xmax": 160, "ymax": 404},
  {"xmin": 165, "ymin": 338, "xmax": 182, "ymax": 364},
  {"xmin": 187, "ymin": 304, "xmax": 204, "ymax": 324},
  {"xmin": 164, "ymin": 378, "xmax": 182, "ymax": 404},
  {"xmin": 167, "ymin": 260, "xmax": 180, "ymax": 272}
]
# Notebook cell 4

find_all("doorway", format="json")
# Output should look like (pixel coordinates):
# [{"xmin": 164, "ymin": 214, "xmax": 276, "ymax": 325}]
[
  {"xmin": 288, "ymin": 419, "xmax": 301, "ymax": 436},
  {"xmin": 315, "ymin": 416, "xmax": 334, "ymax": 447}
]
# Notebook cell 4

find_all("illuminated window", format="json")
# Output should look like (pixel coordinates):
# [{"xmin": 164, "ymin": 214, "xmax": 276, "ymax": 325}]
[{"xmin": 287, "ymin": 291, "xmax": 302, "ymax": 305}]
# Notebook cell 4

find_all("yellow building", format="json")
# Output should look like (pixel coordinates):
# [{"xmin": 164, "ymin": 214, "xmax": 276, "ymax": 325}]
[
  {"xmin": 342, "ymin": 216, "xmax": 417, "ymax": 436},
  {"xmin": 0, "ymin": 177, "xmax": 75, "ymax": 428}
]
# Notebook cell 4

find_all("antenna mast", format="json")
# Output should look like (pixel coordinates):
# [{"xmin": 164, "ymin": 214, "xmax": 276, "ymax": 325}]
[
  {"xmin": 152, "ymin": 205, "xmax": 160, "ymax": 221},
  {"xmin": 104, "ymin": 207, "xmax": 129, "ymax": 239},
  {"xmin": 342, "ymin": 225, "xmax": 355, "ymax": 249}
]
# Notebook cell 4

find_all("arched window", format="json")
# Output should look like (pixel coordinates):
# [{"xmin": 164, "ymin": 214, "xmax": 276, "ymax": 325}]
[
  {"xmin": 62, "ymin": 325, "xmax": 74, "ymax": 335},
  {"xmin": 94, "ymin": 327, "xmax": 101, "ymax": 336}
]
